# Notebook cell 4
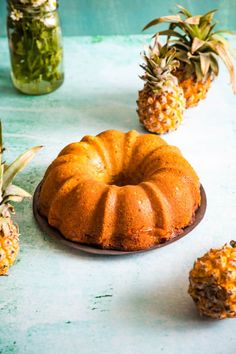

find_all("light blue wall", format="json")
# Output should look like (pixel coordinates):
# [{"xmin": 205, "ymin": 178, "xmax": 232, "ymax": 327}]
[{"xmin": 0, "ymin": 0, "xmax": 236, "ymax": 36}]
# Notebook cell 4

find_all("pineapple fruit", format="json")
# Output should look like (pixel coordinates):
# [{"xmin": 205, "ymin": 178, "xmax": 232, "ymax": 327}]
[
  {"xmin": 137, "ymin": 40, "xmax": 186, "ymax": 134},
  {"xmin": 0, "ymin": 123, "xmax": 42, "ymax": 275},
  {"xmin": 143, "ymin": 5, "xmax": 236, "ymax": 108},
  {"xmin": 189, "ymin": 241, "xmax": 236, "ymax": 319}
]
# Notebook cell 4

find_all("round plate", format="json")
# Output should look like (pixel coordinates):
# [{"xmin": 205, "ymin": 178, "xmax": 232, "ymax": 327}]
[{"xmin": 33, "ymin": 182, "xmax": 207, "ymax": 256}]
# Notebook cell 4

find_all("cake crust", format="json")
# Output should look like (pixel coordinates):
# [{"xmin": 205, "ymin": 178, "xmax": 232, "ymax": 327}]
[{"xmin": 38, "ymin": 130, "xmax": 201, "ymax": 251}]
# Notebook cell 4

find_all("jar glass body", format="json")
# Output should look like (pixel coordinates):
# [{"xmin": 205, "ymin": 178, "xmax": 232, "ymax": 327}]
[{"xmin": 7, "ymin": 1, "xmax": 64, "ymax": 95}]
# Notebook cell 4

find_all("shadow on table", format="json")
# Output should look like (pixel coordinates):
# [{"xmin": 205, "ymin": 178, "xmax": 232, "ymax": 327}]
[
  {"xmin": 34, "ymin": 220, "xmax": 149, "ymax": 261},
  {"xmin": 119, "ymin": 283, "xmax": 221, "ymax": 329}
]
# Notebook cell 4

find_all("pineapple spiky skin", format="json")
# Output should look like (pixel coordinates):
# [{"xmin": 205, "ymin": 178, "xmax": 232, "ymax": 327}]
[
  {"xmin": 175, "ymin": 70, "xmax": 213, "ymax": 108},
  {"xmin": 137, "ymin": 41, "xmax": 186, "ymax": 134},
  {"xmin": 189, "ymin": 242, "xmax": 236, "ymax": 319},
  {"xmin": 138, "ymin": 82, "xmax": 185, "ymax": 134},
  {"xmin": 0, "ymin": 121, "xmax": 42, "ymax": 276},
  {"xmin": 0, "ymin": 211, "xmax": 19, "ymax": 275}
]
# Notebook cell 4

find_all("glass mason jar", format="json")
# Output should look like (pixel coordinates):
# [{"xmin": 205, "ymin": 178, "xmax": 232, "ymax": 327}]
[{"xmin": 7, "ymin": 0, "xmax": 64, "ymax": 95}]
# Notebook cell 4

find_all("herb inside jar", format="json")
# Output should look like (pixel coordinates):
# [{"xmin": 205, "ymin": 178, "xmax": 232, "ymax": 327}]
[{"xmin": 7, "ymin": 0, "xmax": 64, "ymax": 95}]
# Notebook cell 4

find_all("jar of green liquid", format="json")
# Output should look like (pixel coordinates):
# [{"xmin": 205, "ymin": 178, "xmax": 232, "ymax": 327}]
[{"xmin": 7, "ymin": 0, "xmax": 64, "ymax": 95}]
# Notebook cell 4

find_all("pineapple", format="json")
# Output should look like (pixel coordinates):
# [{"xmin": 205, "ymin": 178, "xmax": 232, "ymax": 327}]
[
  {"xmin": 137, "ymin": 40, "xmax": 186, "ymax": 134},
  {"xmin": 0, "ymin": 123, "xmax": 42, "ymax": 275},
  {"xmin": 143, "ymin": 5, "xmax": 236, "ymax": 108},
  {"xmin": 189, "ymin": 241, "xmax": 236, "ymax": 319}
]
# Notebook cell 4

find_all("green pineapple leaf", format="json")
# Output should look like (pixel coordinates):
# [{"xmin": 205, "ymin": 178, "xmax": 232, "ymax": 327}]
[
  {"xmin": 2, "ymin": 184, "xmax": 32, "ymax": 205},
  {"xmin": 155, "ymin": 29, "xmax": 186, "ymax": 39},
  {"xmin": 193, "ymin": 61, "xmax": 203, "ymax": 81},
  {"xmin": 191, "ymin": 37, "xmax": 206, "ymax": 53},
  {"xmin": 209, "ymin": 40, "xmax": 236, "ymax": 93},
  {"xmin": 143, "ymin": 5, "xmax": 236, "ymax": 86},
  {"xmin": 209, "ymin": 54, "xmax": 219, "ymax": 76},
  {"xmin": 185, "ymin": 16, "xmax": 201, "ymax": 25},
  {"xmin": 3, "ymin": 195, "xmax": 24, "ymax": 204},
  {"xmin": 199, "ymin": 53, "xmax": 211, "ymax": 77},
  {"xmin": 213, "ymin": 30, "xmax": 236, "ymax": 36},
  {"xmin": 177, "ymin": 5, "xmax": 193, "ymax": 17},
  {"xmin": 143, "ymin": 15, "xmax": 182, "ymax": 31},
  {"xmin": 3, "ymin": 145, "xmax": 43, "ymax": 191},
  {"xmin": 0, "ymin": 121, "xmax": 43, "ymax": 208}
]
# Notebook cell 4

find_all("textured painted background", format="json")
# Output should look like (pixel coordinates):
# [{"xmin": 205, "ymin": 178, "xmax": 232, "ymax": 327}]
[
  {"xmin": 1, "ymin": 0, "xmax": 236, "ymax": 353},
  {"xmin": 0, "ymin": 34, "xmax": 236, "ymax": 353},
  {"xmin": 0, "ymin": 0, "xmax": 236, "ymax": 36}
]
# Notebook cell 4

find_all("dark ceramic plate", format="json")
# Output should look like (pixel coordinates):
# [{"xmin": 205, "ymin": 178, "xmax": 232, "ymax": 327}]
[{"xmin": 33, "ymin": 182, "xmax": 207, "ymax": 256}]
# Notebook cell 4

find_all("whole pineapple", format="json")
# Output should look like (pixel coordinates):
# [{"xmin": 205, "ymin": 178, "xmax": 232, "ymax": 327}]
[
  {"xmin": 143, "ymin": 5, "xmax": 236, "ymax": 108},
  {"xmin": 0, "ymin": 123, "xmax": 42, "ymax": 275},
  {"xmin": 137, "ymin": 40, "xmax": 186, "ymax": 134},
  {"xmin": 189, "ymin": 241, "xmax": 236, "ymax": 319}
]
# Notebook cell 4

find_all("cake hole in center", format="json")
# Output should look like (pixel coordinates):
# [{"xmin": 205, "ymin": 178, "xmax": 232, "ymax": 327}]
[{"xmin": 110, "ymin": 172, "xmax": 142, "ymax": 186}]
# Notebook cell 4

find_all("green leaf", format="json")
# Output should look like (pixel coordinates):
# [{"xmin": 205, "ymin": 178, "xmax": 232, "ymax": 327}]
[
  {"xmin": 177, "ymin": 5, "xmax": 192, "ymax": 17},
  {"xmin": 211, "ymin": 34, "xmax": 229, "ymax": 45},
  {"xmin": 213, "ymin": 30, "xmax": 236, "ymax": 36},
  {"xmin": 143, "ymin": 15, "xmax": 182, "ymax": 31},
  {"xmin": 201, "ymin": 9, "xmax": 218, "ymax": 18},
  {"xmin": 200, "ymin": 9, "xmax": 218, "ymax": 26},
  {"xmin": 185, "ymin": 16, "xmax": 201, "ymax": 25},
  {"xmin": 9, "ymin": 14, "xmax": 63, "ymax": 86},
  {"xmin": 0, "ymin": 121, "xmax": 2, "ymax": 158},
  {"xmin": 170, "ymin": 40, "xmax": 190, "ymax": 50},
  {"xmin": 4, "ymin": 184, "xmax": 31, "ymax": 200},
  {"xmin": 0, "ymin": 164, "xmax": 3, "ymax": 204},
  {"xmin": 200, "ymin": 53, "xmax": 211, "ymax": 76},
  {"xmin": 36, "ymin": 40, "xmax": 43, "ymax": 50},
  {"xmin": 191, "ymin": 37, "xmax": 206, "ymax": 53},
  {"xmin": 155, "ymin": 29, "xmax": 186, "ymax": 39},
  {"xmin": 3, "ymin": 146, "xmax": 43, "ymax": 190},
  {"xmin": 204, "ymin": 23, "xmax": 217, "ymax": 39},
  {"xmin": 193, "ymin": 61, "xmax": 203, "ymax": 81},
  {"xmin": 3, "ymin": 195, "xmax": 24, "ymax": 204},
  {"xmin": 209, "ymin": 54, "xmax": 219, "ymax": 76},
  {"xmin": 178, "ymin": 22, "xmax": 200, "ymax": 39},
  {"xmin": 175, "ymin": 50, "xmax": 191, "ymax": 64},
  {"xmin": 209, "ymin": 40, "xmax": 236, "ymax": 93}
]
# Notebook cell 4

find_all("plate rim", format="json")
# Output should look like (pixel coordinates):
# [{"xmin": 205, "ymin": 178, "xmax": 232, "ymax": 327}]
[{"xmin": 33, "ymin": 182, "xmax": 207, "ymax": 256}]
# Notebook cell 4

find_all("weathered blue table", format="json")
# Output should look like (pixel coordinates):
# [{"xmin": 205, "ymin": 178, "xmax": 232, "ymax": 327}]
[{"xmin": 0, "ymin": 36, "xmax": 236, "ymax": 354}]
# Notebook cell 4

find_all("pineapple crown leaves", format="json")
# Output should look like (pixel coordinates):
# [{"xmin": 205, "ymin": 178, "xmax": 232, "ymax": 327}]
[
  {"xmin": 140, "ymin": 38, "xmax": 180, "ymax": 92},
  {"xmin": 143, "ymin": 5, "xmax": 236, "ymax": 92},
  {"xmin": 0, "ymin": 121, "xmax": 43, "ymax": 214}
]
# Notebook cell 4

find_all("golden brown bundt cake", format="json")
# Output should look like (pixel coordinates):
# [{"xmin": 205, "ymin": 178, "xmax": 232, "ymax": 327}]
[{"xmin": 38, "ymin": 130, "xmax": 201, "ymax": 251}]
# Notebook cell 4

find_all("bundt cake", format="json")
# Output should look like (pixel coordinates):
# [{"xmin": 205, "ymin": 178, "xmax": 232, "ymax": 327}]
[{"xmin": 38, "ymin": 130, "xmax": 201, "ymax": 251}]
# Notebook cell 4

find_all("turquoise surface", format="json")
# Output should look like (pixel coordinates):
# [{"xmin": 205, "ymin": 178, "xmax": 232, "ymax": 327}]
[
  {"xmin": 1, "ymin": 0, "xmax": 236, "ymax": 36},
  {"xmin": 0, "ymin": 35, "xmax": 236, "ymax": 353}
]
